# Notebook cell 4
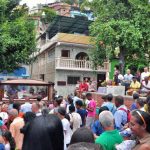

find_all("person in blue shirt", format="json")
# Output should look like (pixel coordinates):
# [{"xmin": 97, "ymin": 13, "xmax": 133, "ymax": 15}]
[
  {"xmin": 0, "ymin": 136, "xmax": 4, "ymax": 150},
  {"xmin": 130, "ymin": 92, "xmax": 139, "ymax": 111},
  {"xmin": 122, "ymin": 69, "xmax": 133, "ymax": 93},
  {"xmin": 0, "ymin": 143, "xmax": 5, "ymax": 150},
  {"xmin": 101, "ymin": 93, "xmax": 116, "ymax": 114},
  {"xmin": 114, "ymin": 96, "xmax": 128, "ymax": 131},
  {"xmin": 75, "ymin": 100, "xmax": 87, "ymax": 127},
  {"xmin": 91, "ymin": 106, "xmax": 109, "ymax": 138}
]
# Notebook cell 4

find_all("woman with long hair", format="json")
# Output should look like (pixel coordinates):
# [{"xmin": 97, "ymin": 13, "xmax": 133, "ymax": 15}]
[{"xmin": 2, "ymin": 131, "xmax": 16, "ymax": 150}]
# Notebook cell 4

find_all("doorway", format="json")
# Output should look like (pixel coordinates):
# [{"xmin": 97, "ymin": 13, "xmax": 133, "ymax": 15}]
[{"xmin": 97, "ymin": 73, "xmax": 106, "ymax": 88}]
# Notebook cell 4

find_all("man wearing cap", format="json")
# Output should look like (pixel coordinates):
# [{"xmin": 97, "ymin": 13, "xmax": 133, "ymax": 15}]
[{"xmin": 127, "ymin": 76, "xmax": 141, "ymax": 95}]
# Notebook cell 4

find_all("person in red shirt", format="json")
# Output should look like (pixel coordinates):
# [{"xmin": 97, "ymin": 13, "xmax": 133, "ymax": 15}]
[{"xmin": 79, "ymin": 80, "xmax": 89, "ymax": 93}]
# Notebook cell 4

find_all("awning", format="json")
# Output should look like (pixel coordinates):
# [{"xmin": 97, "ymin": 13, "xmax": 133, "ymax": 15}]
[
  {"xmin": 0, "ymin": 79, "xmax": 54, "ymax": 86},
  {"xmin": 46, "ymin": 15, "xmax": 92, "ymax": 39}
]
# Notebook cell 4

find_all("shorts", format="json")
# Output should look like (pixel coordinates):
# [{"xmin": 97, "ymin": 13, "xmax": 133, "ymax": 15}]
[{"xmin": 86, "ymin": 116, "xmax": 95, "ymax": 128}]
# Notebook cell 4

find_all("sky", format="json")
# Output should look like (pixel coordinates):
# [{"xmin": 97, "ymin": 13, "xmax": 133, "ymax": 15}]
[{"xmin": 20, "ymin": 0, "xmax": 56, "ymax": 8}]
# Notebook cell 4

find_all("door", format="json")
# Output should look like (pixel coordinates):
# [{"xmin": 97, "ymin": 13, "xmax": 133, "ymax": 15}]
[{"xmin": 97, "ymin": 73, "xmax": 106, "ymax": 88}]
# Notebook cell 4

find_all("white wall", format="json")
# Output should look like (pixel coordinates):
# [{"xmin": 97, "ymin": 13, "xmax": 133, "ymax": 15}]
[
  {"xmin": 55, "ymin": 44, "xmax": 90, "ymax": 59},
  {"xmin": 54, "ymin": 70, "xmax": 97, "ymax": 96}
]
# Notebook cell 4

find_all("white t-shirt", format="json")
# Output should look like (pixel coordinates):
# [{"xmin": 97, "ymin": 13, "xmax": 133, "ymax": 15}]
[
  {"xmin": 142, "ymin": 81, "xmax": 150, "ymax": 92},
  {"xmin": 60, "ymin": 99, "xmax": 67, "ymax": 108},
  {"xmin": 140, "ymin": 107, "xmax": 145, "ymax": 111},
  {"xmin": 73, "ymin": 96, "xmax": 81, "ymax": 105},
  {"xmin": 0, "ymin": 112, "xmax": 8, "ymax": 122},
  {"xmin": 61, "ymin": 118, "xmax": 72, "ymax": 145},
  {"xmin": 69, "ymin": 112, "xmax": 82, "ymax": 132},
  {"xmin": 49, "ymin": 107, "xmax": 59, "ymax": 114},
  {"xmin": 141, "ymin": 72, "xmax": 150, "ymax": 81},
  {"xmin": 5, "ymin": 143, "xmax": 10, "ymax": 150}
]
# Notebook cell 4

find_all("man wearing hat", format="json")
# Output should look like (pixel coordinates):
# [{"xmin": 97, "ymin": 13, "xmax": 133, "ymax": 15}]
[{"xmin": 127, "ymin": 76, "xmax": 141, "ymax": 95}]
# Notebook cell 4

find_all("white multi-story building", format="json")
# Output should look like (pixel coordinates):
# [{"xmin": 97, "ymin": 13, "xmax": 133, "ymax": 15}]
[
  {"xmin": 30, "ymin": 15, "xmax": 110, "ymax": 96},
  {"xmin": 30, "ymin": 33, "xmax": 110, "ymax": 96}
]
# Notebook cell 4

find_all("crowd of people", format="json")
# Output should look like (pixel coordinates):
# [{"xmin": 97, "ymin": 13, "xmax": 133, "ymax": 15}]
[
  {"xmin": 114, "ymin": 67, "xmax": 150, "ymax": 96},
  {"xmin": 74, "ymin": 66, "xmax": 150, "ymax": 98},
  {"xmin": 0, "ymin": 90, "xmax": 149, "ymax": 150}
]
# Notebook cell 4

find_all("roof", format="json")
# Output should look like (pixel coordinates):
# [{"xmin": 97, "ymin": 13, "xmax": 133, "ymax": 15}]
[
  {"xmin": 47, "ymin": 15, "xmax": 92, "ymax": 39},
  {"xmin": 48, "ymin": 2, "xmax": 71, "ymax": 7},
  {"xmin": 57, "ymin": 33, "xmax": 92, "ymax": 45},
  {"xmin": 0, "ymin": 79, "xmax": 54, "ymax": 86},
  {"xmin": 34, "ymin": 33, "xmax": 92, "ymax": 57}
]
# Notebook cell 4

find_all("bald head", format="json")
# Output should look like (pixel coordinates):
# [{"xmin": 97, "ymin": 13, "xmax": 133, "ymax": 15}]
[
  {"xmin": 9, "ymin": 109, "xmax": 18, "ymax": 120},
  {"xmin": 32, "ymin": 102, "xmax": 40, "ymax": 113},
  {"xmin": 127, "ymin": 69, "xmax": 131, "ymax": 74}
]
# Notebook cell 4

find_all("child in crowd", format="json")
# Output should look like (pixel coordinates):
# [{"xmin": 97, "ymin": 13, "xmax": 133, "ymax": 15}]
[
  {"xmin": 75, "ymin": 100, "xmax": 87, "ymax": 127},
  {"xmin": 86, "ymin": 93, "xmax": 96, "ymax": 128}
]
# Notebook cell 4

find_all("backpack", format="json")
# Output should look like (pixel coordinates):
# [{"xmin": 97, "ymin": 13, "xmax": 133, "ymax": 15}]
[{"xmin": 118, "ymin": 108, "xmax": 131, "ymax": 123}]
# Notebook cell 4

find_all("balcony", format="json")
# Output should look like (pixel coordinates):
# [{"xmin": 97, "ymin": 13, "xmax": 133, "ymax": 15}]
[{"xmin": 55, "ymin": 58, "xmax": 110, "ymax": 72}]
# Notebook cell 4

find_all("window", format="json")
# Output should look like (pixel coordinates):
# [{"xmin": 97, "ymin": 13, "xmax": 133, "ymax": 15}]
[
  {"xmin": 67, "ymin": 76, "xmax": 80, "ymax": 85},
  {"xmin": 61, "ymin": 50, "xmax": 70, "ymax": 57},
  {"xmin": 83, "ymin": 77, "xmax": 90, "ymax": 81},
  {"xmin": 40, "ymin": 74, "xmax": 45, "ymax": 81},
  {"xmin": 57, "ymin": 81, "xmax": 66, "ymax": 86}
]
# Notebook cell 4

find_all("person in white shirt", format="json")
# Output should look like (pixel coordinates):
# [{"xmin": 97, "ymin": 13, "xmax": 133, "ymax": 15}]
[
  {"xmin": 135, "ymin": 98, "xmax": 145, "ymax": 111},
  {"xmin": 88, "ymin": 80, "xmax": 97, "ymax": 92},
  {"xmin": 140, "ymin": 76, "xmax": 150, "ymax": 96},
  {"xmin": 49, "ymin": 97, "xmax": 62, "ymax": 114},
  {"xmin": 58, "ymin": 107, "xmax": 72, "ymax": 150},
  {"xmin": 0, "ymin": 104, "xmax": 8, "ymax": 123},
  {"xmin": 75, "ymin": 81, "xmax": 80, "ymax": 90},
  {"xmin": 69, "ymin": 105, "xmax": 82, "ymax": 133},
  {"xmin": 73, "ymin": 91, "xmax": 81, "ymax": 106},
  {"xmin": 59, "ymin": 96, "xmax": 67, "ymax": 108},
  {"xmin": 20, "ymin": 97, "xmax": 32, "ymax": 113},
  {"xmin": 141, "ymin": 67, "xmax": 150, "ymax": 82},
  {"xmin": 123, "ymin": 69, "xmax": 133, "ymax": 92}
]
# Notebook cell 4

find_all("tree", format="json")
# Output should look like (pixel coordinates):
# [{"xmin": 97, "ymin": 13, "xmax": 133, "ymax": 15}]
[
  {"xmin": 0, "ymin": 0, "xmax": 36, "ymax": 72},
  {"xmin": 40, "ymin": 7, "xmax": 56, "ymax": 23},
  {"xmin": 60, "ymin": 0, "xmax": 84, "ymax": 6},
  {"xmin": 82, "ymin": 0, "xmax": 150, "ymax": 73}
]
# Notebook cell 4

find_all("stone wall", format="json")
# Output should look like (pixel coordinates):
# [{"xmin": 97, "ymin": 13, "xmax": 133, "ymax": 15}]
[
  {"xmin": 91, "ymin": 92, "xmax": 146, "ymax": 110},
  {"xmin": 55, "ymin": 70, "xmax": 97, "ymax": 96}
]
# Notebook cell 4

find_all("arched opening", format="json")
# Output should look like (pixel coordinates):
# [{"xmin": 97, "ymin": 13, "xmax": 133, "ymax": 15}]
[{"xmin": 75, "ymin": 52, "xmax": 89, "ymax": 60}]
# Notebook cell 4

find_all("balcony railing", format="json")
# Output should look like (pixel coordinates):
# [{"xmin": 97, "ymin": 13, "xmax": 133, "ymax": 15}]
[{"xmin": 55, "ymin": 58, "xmax": 109, "ymax": 72}]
